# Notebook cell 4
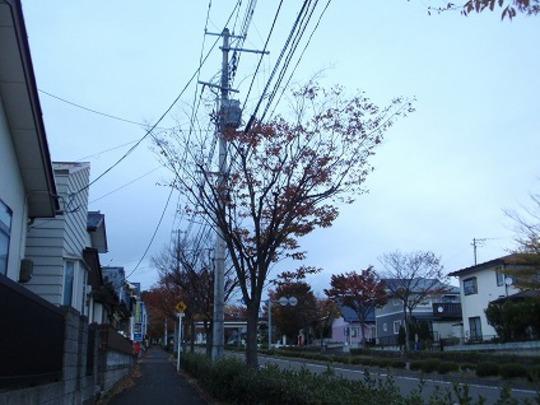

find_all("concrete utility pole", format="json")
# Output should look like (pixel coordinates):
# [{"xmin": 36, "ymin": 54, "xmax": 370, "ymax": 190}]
[
  {"xmin": 211, "ymin": 27, "xmax": 230, "ymax": 361},
  {"xmin": 200, "ymin": 28, "xmax": 267, "ymax": 362},
  {"xmin": 471, "ymin": 237, "xmax": 487, "ymax": 265}
]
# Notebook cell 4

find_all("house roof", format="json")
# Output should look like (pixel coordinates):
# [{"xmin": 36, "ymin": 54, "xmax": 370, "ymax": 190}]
[
  {"xmin": 339, "ymin": 305, "xmax": 375, "ymax": 323},
  {"xmin": 448, "ymin": 254, "xmax": 533, "ymax": 278},
  {"xmin": 490, "ymin": 289, "xmax": 540, "ymax": 305},
  {"xmin": 87, "ymin": 211, "xmax": 108, "ymax": 253},
  {"xmin": 0, "ymin": 0, "xmax": 57, "ymax": 217},
  {"xmin": 382, "ymin": 278, "xmax": 459, "ymax": 295}
]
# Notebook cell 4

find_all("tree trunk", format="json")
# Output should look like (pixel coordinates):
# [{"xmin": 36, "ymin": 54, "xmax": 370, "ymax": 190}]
[
  {"xmin": 190, "ymin": 319, "xmax": 195, "ymax": 353},
  {"xmin": 403, "ymin": 307, "xmax": 410, "ymax": 352},
  {"xmin": 245, "ymin": 303, "xmax": 259, "ymax": 368}
]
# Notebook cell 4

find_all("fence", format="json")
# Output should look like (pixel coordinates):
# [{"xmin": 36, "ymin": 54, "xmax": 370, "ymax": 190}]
[
  {"xmin": 0, "ymin": 274, "xmax": 136, "ymax": 404},
  {"xmin": 0, "ymin": 274, "xmax": 65, "ymax": 388}
]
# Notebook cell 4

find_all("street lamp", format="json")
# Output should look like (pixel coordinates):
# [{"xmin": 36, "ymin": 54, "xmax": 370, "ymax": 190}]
[{"xmin": 267, "ymin": 296, "xmax": 297, "ymax": 348}]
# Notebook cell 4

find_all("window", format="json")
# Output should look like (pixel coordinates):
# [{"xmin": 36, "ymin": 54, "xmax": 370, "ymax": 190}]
[
  {"xmin": 383, "ymin": 322, "xmax": 388, "ymax": 332},
  {"xmin": 351, "ymin": 327, "xmax": 357, "ymax": 338},
  {"xmin": 393, "ymin": 320, "xmax": 401, "ymax": 334},
  {"xmin": 63, "ymin": 261, "xmax": 75, "ymax": 306},
  {"xmin": 0, "ymin": 200, "xmax": 12, "ymax": 275},
  {"xmin": 496, "ymin": 270, "xmax": 505, "ymax": 286},
  {"xmin": 463, "ymin": 277, "xmax": 478, "ymax": 295}
]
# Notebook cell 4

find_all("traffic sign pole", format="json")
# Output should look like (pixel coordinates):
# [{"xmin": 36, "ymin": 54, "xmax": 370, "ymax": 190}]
[{"xmin": 176, "ymin": 312, "xmax": 184, "ymax": 372}]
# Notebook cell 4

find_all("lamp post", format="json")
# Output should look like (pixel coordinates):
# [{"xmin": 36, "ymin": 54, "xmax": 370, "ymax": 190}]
[{"xmin": 267, "ymin": 296, "xmax": 297, "ymax": 348}]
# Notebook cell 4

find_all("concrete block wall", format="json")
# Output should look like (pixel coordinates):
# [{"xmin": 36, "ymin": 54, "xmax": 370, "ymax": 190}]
[{"xmin": 0, "ymin": 309, "xmax": 134, "ymax": 404}]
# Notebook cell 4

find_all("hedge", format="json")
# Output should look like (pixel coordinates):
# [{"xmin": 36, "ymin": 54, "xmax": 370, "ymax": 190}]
[
  {"xmin": 475, "ymin": 362, "xmax": 500, "ymax": 377},
  {"xmin": 499, "ymin": 363, "xmax": 528, "ymax": 379},
  {"xmin": 181, "ymin": 353, "xmax": 505, "ymax": 404},
  {"xmin": 437, "ymin": 362, "xmax": 459, "ymax": 374}
]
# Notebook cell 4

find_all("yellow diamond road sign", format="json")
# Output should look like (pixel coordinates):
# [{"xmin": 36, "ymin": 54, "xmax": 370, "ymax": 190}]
[{"xmin": 176, "ymin": 301, "xmax": 187, "ymax": 313}]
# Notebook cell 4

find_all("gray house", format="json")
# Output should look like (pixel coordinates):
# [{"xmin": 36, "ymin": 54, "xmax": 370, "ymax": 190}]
[
  {"xmin": 24, "ymin": 162, "xmax": 108, "ymax": 316},
  {"xmin": 375, "ymin": 278, "xmax": 462, "ymax": 346}
]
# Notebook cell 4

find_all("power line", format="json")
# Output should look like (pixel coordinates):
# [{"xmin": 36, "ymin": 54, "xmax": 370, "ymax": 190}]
[
  {"xmin": 268, "ymin": 0, "xmax": 332, "ymax": 119},
  {"xmin": 126, "ymin": 186, "xmax": 175, "ymax": 280},
  {"xmin": 88, "ymin": 165, "xmax": 163, "ymax": 205},
  {"xmin": 243, "ymin": 0, "xmax": 310, "ymax": 133},
  {"xmin": 38, "ymin": 89, "xmax": 156, "ymax": 128},
  {"xmin": 71, "ymin": 1, "xmax": 243, "ymax": 200},
  {"xmin": 259, "ymin": 0, "xmax": 319, "ymax": 122},
  {"xmin": 242, "ymin": 0, "xmax": 284, "ymax": 109}
]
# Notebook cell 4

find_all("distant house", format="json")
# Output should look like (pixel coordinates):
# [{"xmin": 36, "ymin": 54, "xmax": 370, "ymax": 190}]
[
  {"xmin": 102, "ymin": 266, "xmax": 134, "ymax": 334},
  {"xmin": 375, "ymin": 278, "xmax": 462, "ymax": 346},
  {"xmin": 24, "ymin": 162, "xmax": 107, "ymax": 316},
  {"xmin": 331, "ymin": 305, "xmax": 376, "ymax": 346},
  {"xmin": 448, "ymin": 254, "xmax": 531, "ymax": 341},
  {"xmin": 0, "ymin": 0, "xmax": 58, "ymax": 282}
]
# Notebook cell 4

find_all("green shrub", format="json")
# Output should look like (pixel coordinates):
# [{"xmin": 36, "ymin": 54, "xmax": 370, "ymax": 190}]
[
  {"xmin": 437, "ymin": 361, "xmax": 459, "ymax": 374},
  {"xmin": 528, "ymin": 365, "xmax": 540, "ymax": 382},
  {"xmin": 409, "ymin": 360, "xmax": 424, "ymax": 371},
  {"xmin": 499, "ymin": 363, "xmax": 528, "ymax": 379},
  {"xmin": 460, "ymin": 363, "xmax": 476, "ymax": 372},
  {"xmin": 388, "ymin": 359, "xmax": 406, "ymax": 369},
  {"xmin": 421, "ymin": 359, "xmax": 441, "ymax": 373},
  {"xmin": 475, "ymin": 362, "xmax": 499, "ymax": 377}
]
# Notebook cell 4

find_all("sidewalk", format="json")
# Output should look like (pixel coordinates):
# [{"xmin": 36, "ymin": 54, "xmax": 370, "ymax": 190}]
[{"xmin": 109, "ymin": 346, "xmax": 207, "ymax": 405}]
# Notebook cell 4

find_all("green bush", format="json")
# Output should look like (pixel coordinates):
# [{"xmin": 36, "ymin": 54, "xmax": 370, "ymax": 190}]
[
  {"xmin": 388, "ymin": 359, "xmax": 406, "ymax": 369},
  {"xmin": 528, "ymin": 365, "xmax": 540, "ymax": 382},
  {"xmin": 475, "ymin": 362, "xmax": 500, "ymax": 377},
  {"xmin": 409, "ymin": 360, "xmax": 424, "ymax": 371},
  {"xmin": 460, "ymin": 363, "xmax": 476, "ymax": 372},
  {"xmin": 436, "ymin": 361, "xmax": 459, "ymax": 374},
  {"xmin": 499, "ymin": 363, "xmax": 528, "ymax": 379}
]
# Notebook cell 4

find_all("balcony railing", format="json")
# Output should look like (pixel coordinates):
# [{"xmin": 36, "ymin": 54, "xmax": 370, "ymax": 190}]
[{"xmin": 432, "ymin": 302, "xmax": 462, "ymax": 318}]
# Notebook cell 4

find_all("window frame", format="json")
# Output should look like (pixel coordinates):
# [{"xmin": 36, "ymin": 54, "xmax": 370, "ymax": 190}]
[
  {"xmin": 63, "ymin": 260, "xmax": 76, "ymax": 306},
  {"xmin": 393, "ymin": 320, "xmax": 401, "ymax": 335},
  {"xmin": 496, "ymin": 269, "xmax": 505, "ymax": 287},
  {"xmin": 383, "ymin": 322, "xmax": 388, "ymax": 333},
  {"xmin": 0, "ymin": 199, "xmax": 13, "ymax": 276},
  {"xmin": 463, "ymin": 277, "xmax": 478, "ymax": 296}
]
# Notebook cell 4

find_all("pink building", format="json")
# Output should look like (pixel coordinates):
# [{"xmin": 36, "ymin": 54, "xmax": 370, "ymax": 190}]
[{"xmin": 331, "ymin": 306, "xmax": 376, "ymax": 346}]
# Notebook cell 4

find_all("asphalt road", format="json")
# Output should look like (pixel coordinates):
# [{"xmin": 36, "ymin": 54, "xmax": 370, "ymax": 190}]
[{"xmin": 227, "ymin": 351, "xmax": 539, "ymax": 404}]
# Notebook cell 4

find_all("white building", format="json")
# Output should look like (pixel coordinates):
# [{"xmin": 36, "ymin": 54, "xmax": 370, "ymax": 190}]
[
  {"xmin": 449, "ymin": 254, "xmax": 528, "ymax": 341},
  {"xmin": 0, "ymin": 1, "xmax": 58, "ymax": 282}
]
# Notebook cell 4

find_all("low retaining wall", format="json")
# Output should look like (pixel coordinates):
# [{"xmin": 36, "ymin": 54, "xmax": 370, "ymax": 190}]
[{"xmin": 445, "ymin": 340, "xmax": 540, "ymax": 354}]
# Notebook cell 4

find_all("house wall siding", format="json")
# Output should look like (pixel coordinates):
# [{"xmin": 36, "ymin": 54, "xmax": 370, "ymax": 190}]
[
  {"xmin": 24, "ymin": 165, "xmax": 91, "ymax": 308},
  {"xmin": 458, "ymin": 266, "xmax": 519, "ymax": 340},
  {"xmin": 0, "ymin": 97, "xmax": 28, "ymax": 282}
]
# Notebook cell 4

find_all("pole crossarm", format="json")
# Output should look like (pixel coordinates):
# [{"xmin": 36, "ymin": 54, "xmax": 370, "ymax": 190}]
[
  {"xmin": 205, "ymin": 30, "xmax": 245, "ymax": 39},
  {"xmin": 198, "ymin": 80, "xmax": 239, "ymax": 93},
  {"xmin": 220, "ymin": 46, "xmax": 270, "ymax": 55}
]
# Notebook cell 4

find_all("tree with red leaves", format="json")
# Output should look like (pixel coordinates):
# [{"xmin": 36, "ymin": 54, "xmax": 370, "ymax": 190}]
[
  {"xmin": 269, "ymin": 280, "xmax": 318, "ymax": 344},
  {"xmin": 426, "ymin": 0, "xmax": 539, "ymax": 20},
  {"xmin": 156, "ymin": 83, "xmax": 413, "ymax": 367},
  {"xmin": 325, "ymin": 267, "xmax": 387, "ymax": 347}
]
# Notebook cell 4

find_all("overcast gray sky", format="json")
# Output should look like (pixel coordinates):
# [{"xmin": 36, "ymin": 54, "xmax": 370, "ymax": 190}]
[{"xmin": 22, "ymin": 1, "xmax": 539, "ymax": 294}]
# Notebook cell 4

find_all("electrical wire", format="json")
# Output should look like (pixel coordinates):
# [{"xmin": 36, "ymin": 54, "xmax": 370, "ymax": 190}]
[
  {"xmin": 241, "ymin": 0, "xmax": 284, "ymax": 109},
  {"xmin": 268, "ymin": 0, "xmax": 332, "ymax": 120},
  {"xmin": 38, "ymin": 89, "xmax": 157, "ymax": 129},
  {"xmin": 70, "ymin": 0, "xmax": 243, "ymax": 201},
  {"xmin": 243, "ymin": 0, "xmax": 310, "ymax": 133},
  {"xmin": 88, "ymin": 165, "xmax": 163, "ymax": 204},
  {"xmin": 126, "ymin": 186, "xmax": 175, "ymax": 279}
]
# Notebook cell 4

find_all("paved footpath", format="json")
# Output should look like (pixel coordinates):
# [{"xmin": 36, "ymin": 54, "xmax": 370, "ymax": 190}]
[{"xmin": 109, "ymin": 346, "xmax": 207, "ymax": 405}]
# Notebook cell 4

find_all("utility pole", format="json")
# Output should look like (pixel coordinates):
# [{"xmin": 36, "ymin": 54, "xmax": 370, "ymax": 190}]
[
  {"xmin": 200, "ymin": 28, "xmax": 268, "ymax": 362},
  {"xmin": 471, "ymin": 237, "xmax": 487, "ymax": 265},
  {"xmin": 211, "ymin": 27, "xmax": 230, "ymax": 361}
]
